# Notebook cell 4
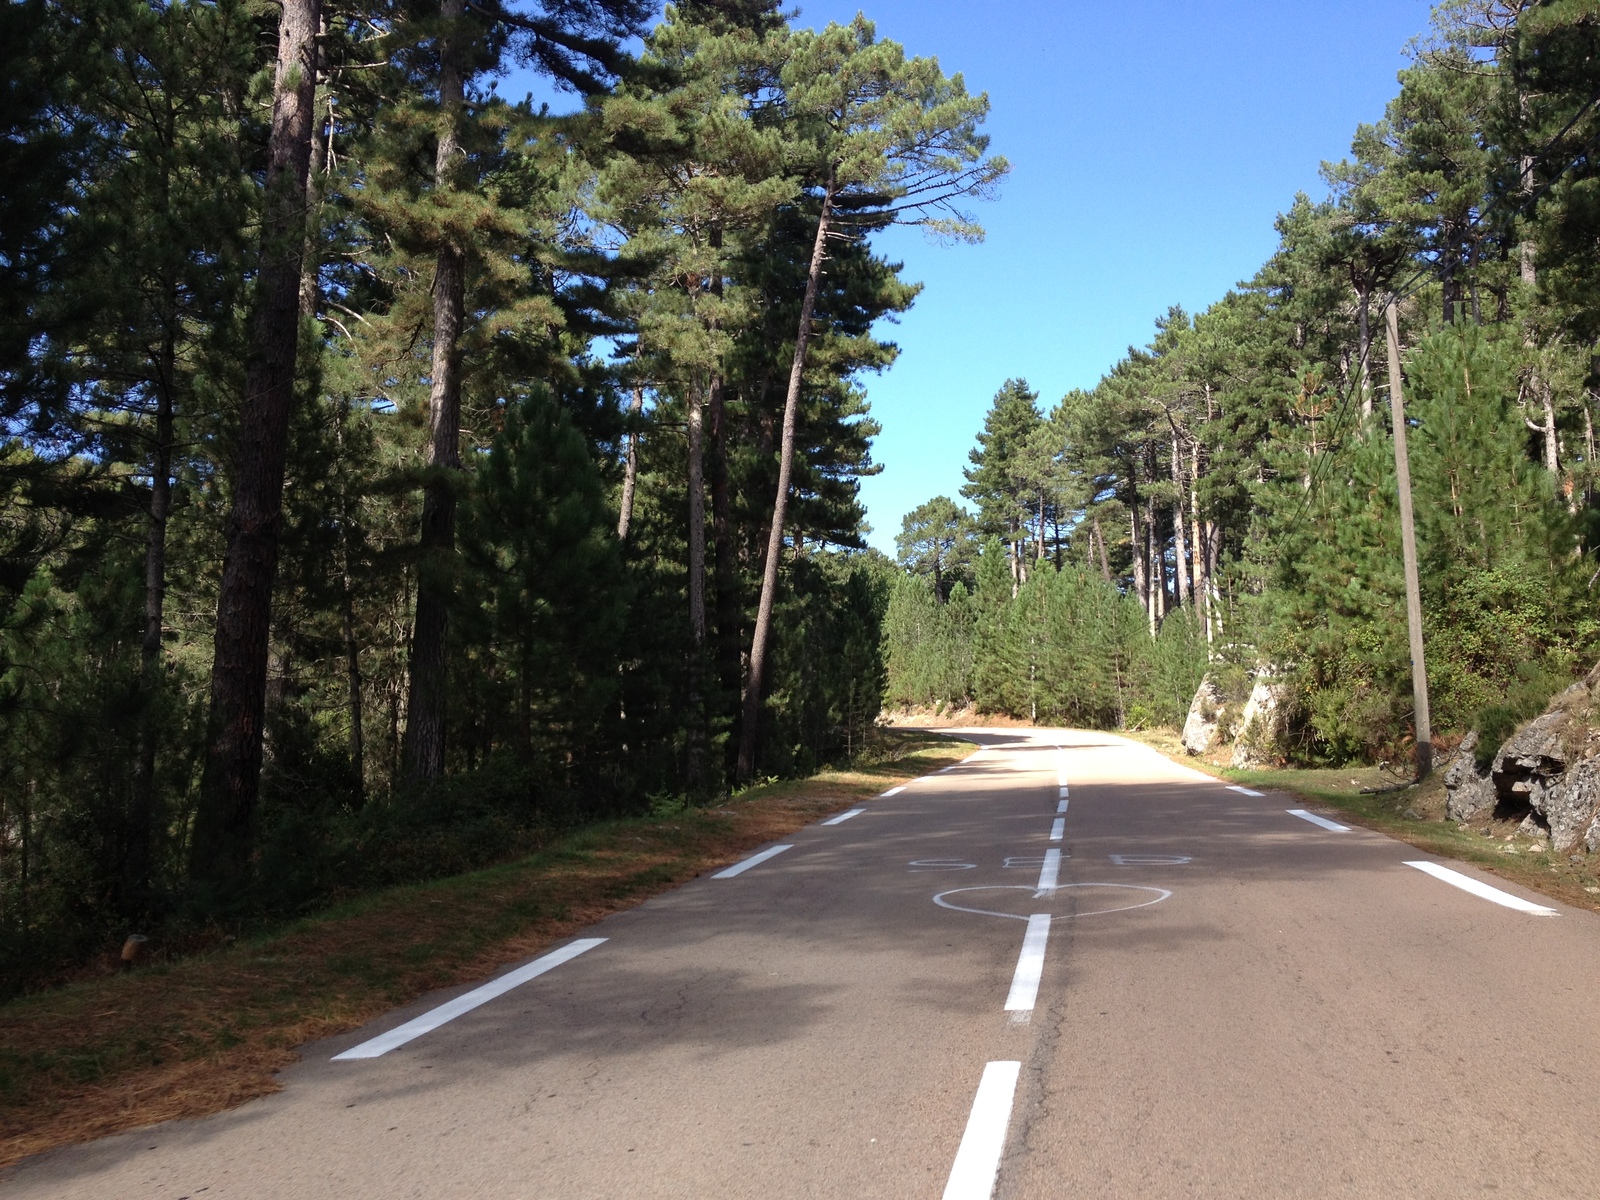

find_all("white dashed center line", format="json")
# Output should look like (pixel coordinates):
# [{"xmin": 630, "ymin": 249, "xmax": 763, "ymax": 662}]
[
  {"xmin": 942, "ymin": 1061, "xmax": 1022, "ymax": 1200},
  {"xmin": 821, "ymin": 808, "xmax": 864, "ymax": 826},
  {"xmin": 1287, "ymin": 808, "xmax": 1349, "ymax": 831},
  {"xmin": 1049, "ymin": 818, "xmax": 1065, "ymax": 842}
]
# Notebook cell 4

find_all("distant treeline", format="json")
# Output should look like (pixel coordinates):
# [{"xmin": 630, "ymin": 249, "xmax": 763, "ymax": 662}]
[{"xmin": 884, "ymin": 0, "xmax": 1600, "ymax": 758}]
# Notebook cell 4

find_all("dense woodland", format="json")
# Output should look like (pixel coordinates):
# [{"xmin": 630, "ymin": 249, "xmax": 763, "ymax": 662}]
[
  {"xmin": 886, "ymin": 1, "xmax": 1600, "ymax": 763},
  {"xmin": 0, "ymin": 0, "xmax": 1004, "ymax": 984}
]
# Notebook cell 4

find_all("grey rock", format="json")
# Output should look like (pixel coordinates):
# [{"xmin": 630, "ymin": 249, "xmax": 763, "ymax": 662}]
[
  {"xmin": 1544, "ymin": 755, "xmax": 1600, "ymax": 855},
  {"xmin": 1231, "ymin": 669, "xmax": 1289, "ymax": 769},
  {"xmin": 1444, "ymin": 731, "xmax": 1497, "ymax": 822},
  {"xmin": 1181, "ymin": 676, "xmax": 1226, "ymax": 756}
]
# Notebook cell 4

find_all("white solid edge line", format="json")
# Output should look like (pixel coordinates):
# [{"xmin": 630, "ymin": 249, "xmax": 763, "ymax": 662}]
[
  {"xmin": 712, "ymin": 843, "xmax": 793, "ymax": 878},
  {"xmin": 1005, "ymin": 915, "xmax": 1051, "ymax": 1011},
  {"xmin": 942, "ymin": 1060, "xmax": 1022, "ymax": 1200},
  {"xmin": 1286, "ymin": 808, "xmax": 1349, "ymax": 832},
  {"xmin": 1227, "ymin": 784, "xmax": 1265, "ymax": 797},
  {"xmin": 1048, "ymin": 817, "xmax": 1065, "ymax": 842},
  {"xmin": 1405, "ymin": 860, "xmax": 1559, "ymax": 916},
  {"xmin": 1056, "ymin": 798, "xmax": 1068, "ymax": 814},
  {"xmin": 821, "ymin": 807, "xmax": 865, "ymax": 826},
  {"xmin": 1034, "ymin": 848, "xmax": 1061, "ymax": 895},
  {"xmin": 332, "ymin": 938, "xmax": 606, "ymax": 1060},
  {"xmin": 879, "ymin": 785, "xmax": 906, "ymax": 797}
]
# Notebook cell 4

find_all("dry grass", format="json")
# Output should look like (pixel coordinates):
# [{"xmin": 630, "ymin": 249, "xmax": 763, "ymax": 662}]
[
  {"xmin": 0, "ymin": 731, "xmax": 972, "ymax": 1168},
  {"xmin": 1129, "ymin": 728, "xmax": 1600, "ymax": 917}
]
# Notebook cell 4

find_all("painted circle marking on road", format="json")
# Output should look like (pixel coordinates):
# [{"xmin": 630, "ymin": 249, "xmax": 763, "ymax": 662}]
[{"xmin": 933, "ymin": 883, "xmax": 1172, "ymax": 922}]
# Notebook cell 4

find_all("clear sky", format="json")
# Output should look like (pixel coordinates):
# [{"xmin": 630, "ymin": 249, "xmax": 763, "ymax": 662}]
[{"xmin": 779, "ymin": 0, "xmax": 1433, "ymax": 553}]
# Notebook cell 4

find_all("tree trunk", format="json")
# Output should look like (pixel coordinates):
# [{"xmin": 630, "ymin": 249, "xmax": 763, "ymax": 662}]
[
  {"xmin": 1357, "ymin": 285, "xmax": 1373, "ymax": 421},
  {"xmin": 1171, "ymin": 431, "xmax": 1190, "ymax": 607},
  {"xmin": 1541, "ymin": 379, "xmax": 1560, "ymax": 475},
  {"xmin": 1092, "ymin": 515, "xmax": 1112, "ymax": 583},
  {"xmin": 1191, "ymin": 442, "xmax": 1210, "ymax": 646},
  {"xmin": 736, "ymin": 174, "xmax": 833, "ymax": 782},
  {"xmin": 616, "ymin": 381, "xmax": 644, "ymax": 539},
  {"xmin": 401, "ymin": 0, "xmax": 467, "ymax": 781},
  {"xmin": 686, "ymin": 376, "xmax": 708, "ymax": 792},
  {"xmin": 128, "ymin": 327, "xmax": 176, "ymax": 910},
  {"xmin": 708, "ymin": 373, "xmax": 743, "ymax": 739},
  {"xmin": 192, "ymin": 0, "xmax": 321, "ymax": 886},
  {"xmin": 1129, "ymin": 503, "xmax": 1146, "ymax": 614}
]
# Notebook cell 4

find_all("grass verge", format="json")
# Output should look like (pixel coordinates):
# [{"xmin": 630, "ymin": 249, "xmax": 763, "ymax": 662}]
[
  {"xmin": 1129, "ymin": 728, "xmax": 1600, "ymax": 917},
  {"xmin": 0, "ymin": 729, "xmax": 972, "ymax": 1169}
]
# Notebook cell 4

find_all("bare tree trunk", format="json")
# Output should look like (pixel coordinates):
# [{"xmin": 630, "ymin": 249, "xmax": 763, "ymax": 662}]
[
  {"xmin": 686, "ymin": 376, "xmax": 708, "ymax": 792},
  {"xmin": 1541, "ymin": 378, "xmax": 1560, "ymax": 475},
  {"xmin": 192, "ymin": 0, "xmax": 321, "ymax": 886},
  {"xmin": 736, "ymin": 174, "xmax": 833, "ymax": 782},
  {"xmin": 708, "ymin": 374, "xmax": 742, "ymax": 741},
  {"xmin": 1036, "ymin": 493, "xmax": 1046, "ymax": 563},
  {"xmin": 402, "ymin": 0, "xmax": 467, "ymax": 781},
  {"xmin": 1191, "ymin": 442, "xmax": 1210, "ymax": 645},
  {"xmin": 1093, "ymin": 515, "xmax": 1112, "ymax": 583},
  {"xmin": 1129, "ymin": 503, "xmax": 1147, "ymax": 616},
  {"xmin": 616, "ymin": 381, "xmax": 644, "ymax": 539},
  {"xmin": 1357, "ymin": 285, "xmax": 1373, "ymax": 420},
  {"xmin": 335, "ymin": 402, "xmax": 365, "ymax": 806},
  {"xmin": 128, "ymin": 327, "xmax": 176, "ymax": 909},
  {"xmin": 1171, "ymin": 431, "xmax": 1190, "ymax": 607}
]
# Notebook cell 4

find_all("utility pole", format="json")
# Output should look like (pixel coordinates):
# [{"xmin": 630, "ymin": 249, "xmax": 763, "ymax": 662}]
[{"xmin": 1383, "ymin": 297, "xmax": 1433, "ymax": 779}]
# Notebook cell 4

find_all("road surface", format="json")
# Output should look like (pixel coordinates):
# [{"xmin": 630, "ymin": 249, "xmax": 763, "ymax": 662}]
[{"xmin": 10, "ymin": 729, "xmax": 1600, "ymax": 1198}]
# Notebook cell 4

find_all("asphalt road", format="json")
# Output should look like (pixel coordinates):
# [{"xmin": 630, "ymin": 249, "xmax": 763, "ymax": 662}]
[{"xmin": 11, "ymin": 729, "xmax": 1600, "ymax": 1198}]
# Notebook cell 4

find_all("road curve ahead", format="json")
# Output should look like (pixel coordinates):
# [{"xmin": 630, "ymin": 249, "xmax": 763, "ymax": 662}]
[{"xmin": 10, "ymin": 729, "xmax": 1600, "ymax": 1198}]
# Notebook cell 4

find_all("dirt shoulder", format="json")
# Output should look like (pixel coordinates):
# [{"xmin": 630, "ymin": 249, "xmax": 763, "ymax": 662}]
[
  {"xmin": 1127, "ymin": 728, "xmax": 1600, "ymax": 918},
  {"xmin": 0, "ymin": 730, "xmax": 973, "ymax": 1169}
]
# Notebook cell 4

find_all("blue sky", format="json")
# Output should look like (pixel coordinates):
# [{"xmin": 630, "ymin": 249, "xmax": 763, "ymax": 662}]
[
  {"xmin": 781, "ymin": 0, "xmax": 1432, "ymax": 552},
  {"xmin": 508, "ymin": 1, "xmax": 1434, "ymax": 553}
]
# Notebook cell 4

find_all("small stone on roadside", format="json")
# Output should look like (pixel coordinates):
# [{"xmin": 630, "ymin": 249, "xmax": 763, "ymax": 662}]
[{"xmin": 1586, "ymin": 887, "xmax": 1600, "ymax": 894}]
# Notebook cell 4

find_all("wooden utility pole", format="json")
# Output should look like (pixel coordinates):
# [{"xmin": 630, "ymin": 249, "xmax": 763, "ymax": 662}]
[{"xmin": 1383, "ymin": 298, "xmax": 1433, "ymax": 778}]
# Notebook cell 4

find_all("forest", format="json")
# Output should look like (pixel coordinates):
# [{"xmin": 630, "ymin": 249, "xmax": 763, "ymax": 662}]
[
  {"xmin": 884, "ymin": 2, "xmax": 1600, "ymax": 766},
  {"xmin": 0, "ymin": 0, "xmax": 1005, "ymax": 986}
]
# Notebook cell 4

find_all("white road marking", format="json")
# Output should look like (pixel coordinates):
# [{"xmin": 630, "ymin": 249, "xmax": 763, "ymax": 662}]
[
  {"xmin": 911, "ymin": 859, "xmax": 977, "ymax": 871},
  {"xmin": 1109, "ymin": 854, "xmax": 1192, "ymax": 866},
  {"xmin": 1049, "ymin": 818, "xmax": 1065, "ymax": 842},
  {"xmin": 1286, "ymin": 808, "xmax": 1349, "ymax": 832},
  {"xmin": 821, "ymin": 808, "xmax": 864, "ymax": 826},
  {"xmin": 1035, "ymin": 848, "xmax": 1061, "ymax": 894},
  {"xmin": 1405, "ymin": 860, "xmax": 1559, "ymax": 916},
  {"xmin": 942, "ymin": 1061, "xmax": 1021, "ymax": 1200},
  {"xmin": 713, "ymin": 844, "xmax": 793, "ymax": 878},
  {"xmin": 1058, "ymin": 785, "xmax": 1069, "ymax": 800},
  {"xmin": 1005, "ymin": 914, "xmax": 1051, "ymax": 1011},
  {"xmin": 332, "ymin": 939, "xmax": 606, "ymax": 1060},
  {"xmin": 879, "ymin": 786, "xmax": 905, "ymax": 797},
  {"xmin": 1227, "ymin": 785, "xmax": 1265, "ymax": 797},
  {"xmin": 1056, "ymin": 798, "xmax": 1068, "ymax": 814}
]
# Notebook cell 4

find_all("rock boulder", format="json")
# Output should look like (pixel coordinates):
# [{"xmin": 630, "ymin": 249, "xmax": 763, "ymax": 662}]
[
  {"xmin": 1181, "ymin": 676, "xmax": 1226, "ymax": 756},
  {"xmin": 1231, "ymin": 669, "xmax": 1289, "ymax": 769}
]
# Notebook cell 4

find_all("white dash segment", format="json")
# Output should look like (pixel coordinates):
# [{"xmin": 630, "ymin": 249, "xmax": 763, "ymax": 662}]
[
  {"xmin": 942, "ymin": 1061, "xmax": 1022, "ymax": 1200},
  {"xmin": 1058, "ymin": 785, "xmax": 1069, "ymax": 800},
  {"xmin": 713, "ymin": 844, "xmax": 793, "ymax": 878},
  {"xmin": 1227, "ymin": 784, "xmax": 1265, "ymax": 797},
  {"xmin": 1035, "ymin": 848, "xmax": 1061, "ymax": 895},
  {"xmin": 1005, "ymin": 914, "xmax": 1051, "ymax": 1012},
  {"xmin": 1405, "ymin": 860, "xmax": 1558, "ymax": 916},
  {"xmin": 879, "ymin": 785, "xmax": 905, "ymax": 798},
  {"xmin": 1048, "ymin": 818, "xmax": 1065, "ymax": 842},
  {"xmin": 821, "ymin": 807, "xmax": 865, "ymax": 826},
  {"xmin": 333, "ymin": 938, "xmax": 606, "ymax": 1060},
  {"xmin": 1287, "ymin": 808, "xmax": 1349, "ymax": 832},
  {"xmin": 1056, "ymin": 799, "xmax": 1068, "ymax": 814}
]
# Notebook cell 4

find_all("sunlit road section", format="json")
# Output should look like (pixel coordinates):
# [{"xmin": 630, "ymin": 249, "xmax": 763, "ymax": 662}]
[{"xmin": 10, "ymin": 729, "xmax": 1600, "ymax": 1198}]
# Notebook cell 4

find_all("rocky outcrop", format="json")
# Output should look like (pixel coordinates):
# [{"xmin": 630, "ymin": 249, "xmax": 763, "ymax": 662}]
[
  {"xmin": 1181, "ymin": 676, "xmax": 1226, "ymax": 756},
  {"xmin": 1445, "ymin": 672, "xmax": 1600, "ymax": 853},
  {"xmin": 1231, "ymin": 669, "xmax": 1290, "ymax": 769}
]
